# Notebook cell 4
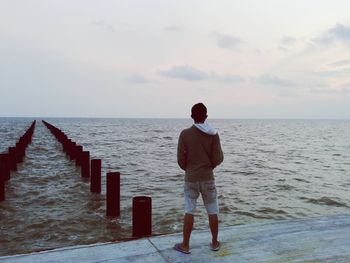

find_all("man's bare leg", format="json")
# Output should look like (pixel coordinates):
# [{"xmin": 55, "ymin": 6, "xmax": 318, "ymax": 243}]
[
  {"xmin": 208, "ymin": 214, "xmax": 219, "ymax": 247},
  {"xmin": 179, "ymin": 213, "xmax": 194, "ymax": 251}
]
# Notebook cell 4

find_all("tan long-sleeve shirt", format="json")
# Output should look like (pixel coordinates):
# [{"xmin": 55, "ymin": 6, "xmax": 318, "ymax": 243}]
[{"xmin": 177, "ymin": 125, "xmax": 224, "ymax": 182}]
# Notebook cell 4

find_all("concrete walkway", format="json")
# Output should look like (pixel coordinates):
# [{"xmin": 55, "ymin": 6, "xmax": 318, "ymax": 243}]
[{"xmin": 1, "ymin": 214, "xmax": 350, "ymax": 262}]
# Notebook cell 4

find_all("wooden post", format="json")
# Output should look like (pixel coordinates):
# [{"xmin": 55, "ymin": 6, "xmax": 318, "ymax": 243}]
[
  {"xmin": 0, "ymin": 170, "xmax": 4, "ymax": 202},
  {"xmin": 68, "ymin": 141, "xmax": 76, "ymax": 160},
  {"xmin": 106, "ymin": 172, "xmax": 120, "ymax": 217},
  {"xmin": 75, "ymin": 145, "xmax": 83, "ymax": 166},
  {"xmin": 81, "ymin": 151, "xmax": 90, "ymax": 178},
  {"xmin": 0, "ymin": 154, "xmax": 10, "ymax": 181},
  {"xmin": 132, "ymin": 196, "xmax": 152, "ymax": 237},
  {"xmin": 0, "ymin": 154, "xmax": 5, "ymax": 202},
  {"xmin": 90, "ymin": 159, "xmax": 101, "ymax": 193},
  {"xmin": 62, "ymin": 138, "xmax": 70, "ymax": 154},
  {"xmin": 15, "ymin": 142, "xmax": 24, "ymax": 163},
  {"xmin": 8, "ymin": 147, "xmax": 17, "ymax": 171}
]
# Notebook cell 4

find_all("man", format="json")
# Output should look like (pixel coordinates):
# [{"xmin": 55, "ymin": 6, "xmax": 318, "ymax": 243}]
[{"xmin": 174, "ymin": 103, "xmax": 224, "ymax": 254}]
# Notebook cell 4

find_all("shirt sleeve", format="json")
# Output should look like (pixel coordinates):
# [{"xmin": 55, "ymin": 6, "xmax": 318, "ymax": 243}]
[
  {"xmin": 211, "ymin": 134, "xmax": 224, "ymax": 168},
  {"xmin": 177, "ymin": 132, "xmax": 187, "ymax": 170}
]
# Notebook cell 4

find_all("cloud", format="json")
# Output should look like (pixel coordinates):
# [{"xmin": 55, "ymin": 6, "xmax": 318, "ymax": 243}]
[
  {"xmin": 160, "ymin": 65, "xmax": 209, "ymax": 81},
  {"xmin": 92, "ymin": 20, "xmax": 115, "ymax": 32},
  {"xmin": 314, "ymin": 68, "xmax": 350, "ymax": 78},
  {"xmin": 337, "ymin": 82, "xmax": 350, "ymax": 91},
  {"xmin": 314, "ymin": 23, "xmax": 350, "ymax": 45},
  {"xmin": 215, "ymin": 74, "xmax": 245, "ymax": 83},
  {"xmin": 213, "ymin": 32, "xmax": 243, "ymax": 50},
  {"xmin": 257, "ymin": 75, "xmax": 296, "ymax": 87},
  {"xmin": 278, "ymin": 46, "xmax": 289, "ymax": 52},
  {"xmin": 280, "ymin": 36, "xmax": 297, "ymax": 46},
  {"xmin": 164, "ymin": 25, "xmax": 184, "ymax": 32},
  {"xmin": 278, "ymin": 36, "xmax": 298, "ymax": 52},
  {"xmin": 328, "ymin": 59, "xmax": 350, "ymax": 67},
  {"xmin": 311, "ymin": 84, "xmax": 350, "ymax": 94},
  {"xmin": 160, "ymin": 65, "xmax": 245, "ymax": 83},
  {"xmin": 126, "ymin": 74, "xmax": 151, "ymax": 84},
  {"xmin": 253, "ymin": 75, "xmax": 300, "ymax": 96},
  {"xmin": 307, "ymin": 79, "xmax": 350, "ymax": 94}
]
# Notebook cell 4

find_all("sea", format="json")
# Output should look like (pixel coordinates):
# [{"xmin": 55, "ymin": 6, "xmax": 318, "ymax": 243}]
[{"xmin": 1, "ymin": 118, "xmax": 350, "ymax": 256}]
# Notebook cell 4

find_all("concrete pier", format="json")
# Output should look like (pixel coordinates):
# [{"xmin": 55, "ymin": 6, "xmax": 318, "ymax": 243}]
[{"xmin": 0, "ymin": 214, "xmax": 349, "ymax": 262}]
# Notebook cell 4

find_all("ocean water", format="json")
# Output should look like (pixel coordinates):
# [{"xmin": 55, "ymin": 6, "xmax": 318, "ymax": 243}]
[{"xmin": 1, "ymin": 118, "xmax": 350, "ymax": 256}]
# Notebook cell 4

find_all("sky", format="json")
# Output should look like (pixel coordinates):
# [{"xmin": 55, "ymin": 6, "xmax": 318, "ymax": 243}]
[{"xmin": 1, "ymin": 0, "xmax": 350, "ymax": 118}]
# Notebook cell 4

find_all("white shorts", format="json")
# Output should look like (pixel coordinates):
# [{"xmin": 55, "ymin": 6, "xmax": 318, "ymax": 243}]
[{"xmin": 184, "ymin": 180, "xmax": 219, "ymax": 215}]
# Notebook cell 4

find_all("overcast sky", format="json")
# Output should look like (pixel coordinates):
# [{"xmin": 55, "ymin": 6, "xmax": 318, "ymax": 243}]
[{"xmin": 1, "ymin": 1, "xmax": 350, "ymax": 118}]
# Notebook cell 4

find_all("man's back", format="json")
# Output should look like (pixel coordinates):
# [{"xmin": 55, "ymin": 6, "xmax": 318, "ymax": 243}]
[{"xmin": 177, "ymin": 125, "xmax": 224, "ymax": 182}]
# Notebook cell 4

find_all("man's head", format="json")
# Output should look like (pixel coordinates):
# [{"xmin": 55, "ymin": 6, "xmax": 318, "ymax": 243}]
[{"xmin": 191, "ymin": 103, "xmax": 207, "ymax": 123}]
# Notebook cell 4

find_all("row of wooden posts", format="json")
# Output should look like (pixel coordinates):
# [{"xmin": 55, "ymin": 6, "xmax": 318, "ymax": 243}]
[
  {"xmin": 0, "ymin": 121, "xmax": 36, "ymax": 202},
  {"xmin": 41, "ymin": 120, "xmax": 152, "ymax": 237}
]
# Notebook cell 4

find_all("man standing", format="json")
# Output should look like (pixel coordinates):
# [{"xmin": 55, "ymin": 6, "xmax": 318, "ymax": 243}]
[{"xmin": 174, "ymin": 103, "xmax": 224, "ymax": 254}]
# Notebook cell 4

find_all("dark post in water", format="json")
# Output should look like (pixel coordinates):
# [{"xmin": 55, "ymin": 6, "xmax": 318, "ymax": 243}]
[
  {"xmin": 8, "ymin": 147, "xmax": 17, "ymax": 171},
  {"xmin": 81, "ymin": 151, "xmax": 90, "ymax": 178},
  {"xmin": 0, "ymin": 153, "xmax": 10, "ymax": 201},
  {"xmin": 75, "ymin": 145, "xmax": 83, "ymax": 166},
  {"xmin": 0, "ymin": 164, "xmax": 4, "ymax": 202},
  {"xmin": 90, "ymin": 159, "xmax": 101, "ymax": 193},
  {"xmin": 0, "ymin": 154, "xmax": 10, "ymax": 181},
  {"xmin": 106, "ymin": 172, "xmax": 120, "ymax": 217},
  {"xmin": 132, "ymin": 196, "xmax": 152, "ymax": 237}
]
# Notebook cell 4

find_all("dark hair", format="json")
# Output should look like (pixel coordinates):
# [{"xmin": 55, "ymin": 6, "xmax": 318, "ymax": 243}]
[{"xmin": 191, "ymin": 103, "xmax": 207, "ymax": 122}]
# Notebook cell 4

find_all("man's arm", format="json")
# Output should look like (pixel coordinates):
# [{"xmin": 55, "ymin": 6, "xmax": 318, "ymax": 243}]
[
  {"xmin": 177, "ymin": 133, "xmax": 187, "ymax": 170},
  {"xmin": 211, "ymin": 134, "xmax": 224, "ymax": 168}
]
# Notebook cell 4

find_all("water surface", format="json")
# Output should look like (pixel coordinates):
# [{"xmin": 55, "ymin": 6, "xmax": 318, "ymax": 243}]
[{"xmin": 1, "ymin": 118, "xmax": 350, "ymax": 256}]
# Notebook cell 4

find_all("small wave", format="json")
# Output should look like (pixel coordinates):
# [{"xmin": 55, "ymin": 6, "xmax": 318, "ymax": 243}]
[
  {"xmin": 294, "ymin": 178, "xmax": 310, "ymax": 183},
  {"xmin": 240, "ymin": 171, "xmax": 256, "ymax": 176},
  {"xmin": 300, "ymin": 197, "xmax": 349, "ymax": 208},
  {"xmin": 275, "ymin": 184, "xmax": 295, "ymax": 191},
  {"xmin": 295, "ymin": 212, "xmax": 307, "ymax": 217},
  {"xmin": 220, "ymin": 205, "xmax": 234, "ymax": 213},
  {"xmin": 144, "ymin": 129, "xmax": 163, "ymax": 134},
  {"xmin": 256, "ymin": 207, "xmax": 287, "ymax": 215},
  {"xmin": 30, "ymin": 147, "xmax": 53, "ymax": 157},
  {"xmin": 235, "ymin": 211, "xmax": 270, "ymax": 219}
]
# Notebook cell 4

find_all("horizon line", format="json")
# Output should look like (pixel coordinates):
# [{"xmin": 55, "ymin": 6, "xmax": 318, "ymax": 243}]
[{"xmin": 1, "ymin": 116, "xmax": 350, "ymax": 120}]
